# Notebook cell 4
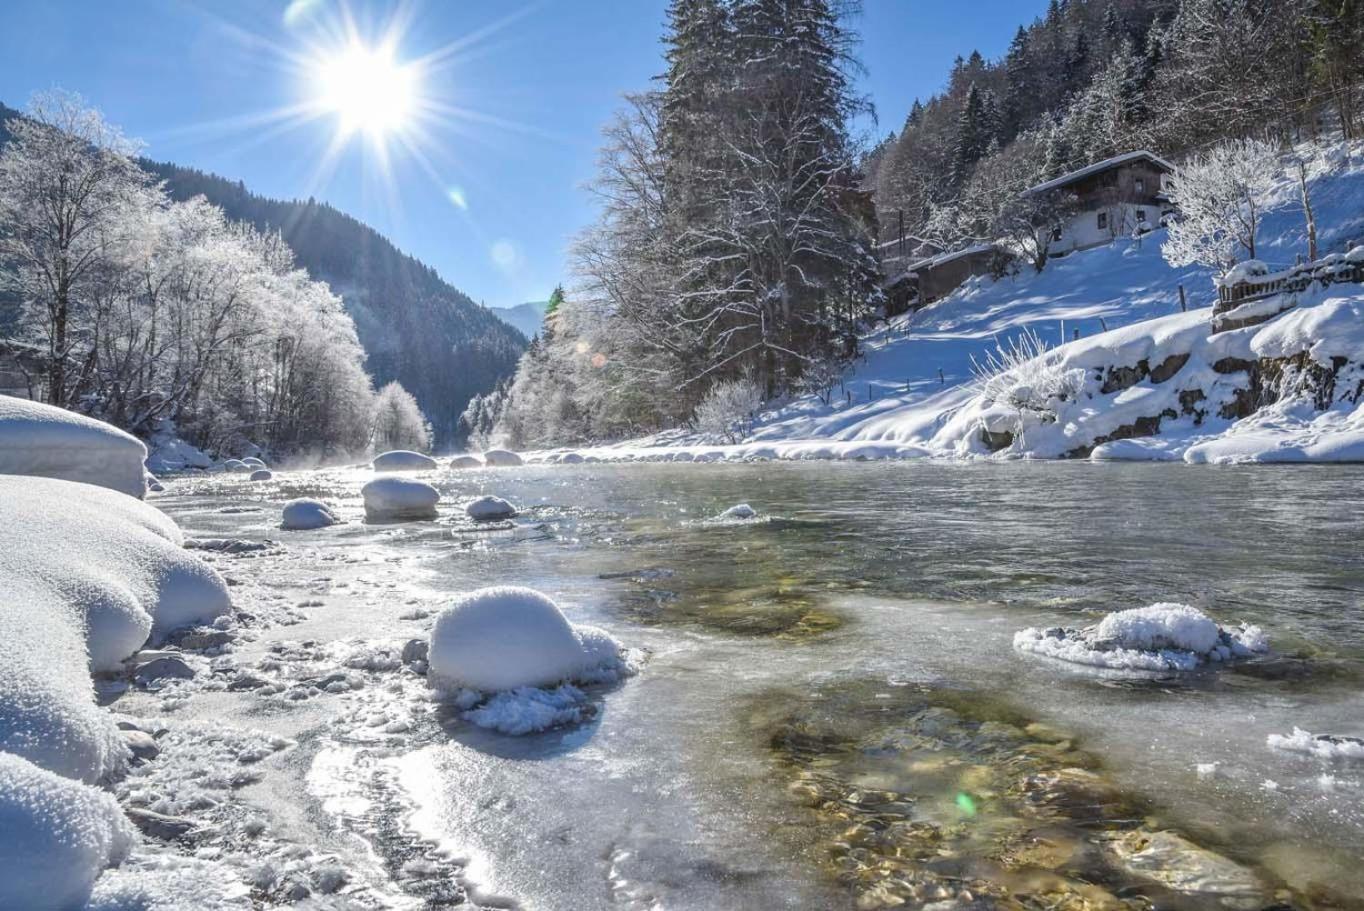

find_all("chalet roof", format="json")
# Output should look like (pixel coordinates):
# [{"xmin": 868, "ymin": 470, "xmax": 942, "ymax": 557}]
[
  {"xmin": 1024, "ymin": 150, "xmax": 1175, "ymax": 196},
  {"xmin": 906, "ymin": 243, "xmax": 997, "ymax": 273}
]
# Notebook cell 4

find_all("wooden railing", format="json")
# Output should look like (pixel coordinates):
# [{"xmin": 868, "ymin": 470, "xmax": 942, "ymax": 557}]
[{"xmin": 1216, "ymin": 256, "xmax": 1364, "ymax": 314}]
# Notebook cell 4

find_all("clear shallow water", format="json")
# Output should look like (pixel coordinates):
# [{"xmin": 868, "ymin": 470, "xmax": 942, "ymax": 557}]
[{"xmin": 156, "ymin": 462, "xmax": 1364, "ymax": 909}]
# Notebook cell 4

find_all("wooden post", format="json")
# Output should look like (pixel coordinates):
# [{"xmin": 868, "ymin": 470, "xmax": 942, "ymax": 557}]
[
  {"xmin": 938, "ymin": 368, "xmax": 945, "ymax": 385},
  {"xmin": 1178, "ymin": 284, "xmax": 1187, "ymax": 312},
  {"xmin": 1073, "ymin": 328, "xmax": 1080, "ymax": 341},
  {"xmin": 1099, "ymin": 317, "xmax": 1109, "ymax": 332}
]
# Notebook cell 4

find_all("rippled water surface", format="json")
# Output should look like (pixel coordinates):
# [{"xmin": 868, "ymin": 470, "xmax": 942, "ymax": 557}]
[{"xmin": 156, "ymin": 461, "xmax": 1364, "ymax": 909}]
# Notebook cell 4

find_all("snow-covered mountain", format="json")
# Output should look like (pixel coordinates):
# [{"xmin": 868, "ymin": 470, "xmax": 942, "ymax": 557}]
[{"xmin": 490, "ymin": 301, "xmax": 548, "ymax": 340}]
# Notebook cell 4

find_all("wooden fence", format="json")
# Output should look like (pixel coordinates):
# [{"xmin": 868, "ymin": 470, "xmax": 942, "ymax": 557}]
[{"xmin": 1216, "ymin": 256, "xmax": 1364, "ymax": 314}]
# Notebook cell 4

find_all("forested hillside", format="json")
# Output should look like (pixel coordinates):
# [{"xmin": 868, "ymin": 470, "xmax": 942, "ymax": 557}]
[
  {"xmin": 139, "ymin": 159, "xmax": 525, "ymax": 446},
  {"xmin": 866, "ymin": 0, "xmax": 1364, "ymax": 255}
]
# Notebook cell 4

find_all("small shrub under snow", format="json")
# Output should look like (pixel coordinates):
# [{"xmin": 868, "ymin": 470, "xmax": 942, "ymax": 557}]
[{"xmin": 1014, "ymin": 603, "xmax": 1268, "ymax": 672}]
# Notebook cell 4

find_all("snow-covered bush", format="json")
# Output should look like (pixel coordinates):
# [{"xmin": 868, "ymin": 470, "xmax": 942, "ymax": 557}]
[
  {"xmin": 361, "ymin": 477, "xmax": 439, "ymax": 521},
  {"xmin": 0, "ymin": 752, "xmax": 136, "ymax": 911},
  {"xmin": 693, "ymin": 375, "xmax": 764, "ymax": 443},
  {"xmin": 370, "ymin": 381, "xmax": 432, "ymax": 454},
  {"xmin": 971, "ymin": 328, "xmax": 1086, "ymax": 422},
  {"xmin": 428, "ymin": 587, "xmax": 627, "ymax": 695},
  {"xmin": 0, "ymin": 397, "xmax": 149, "ymax": 498},
  {"xmin": 371, "ymin": 449, "xmax": 437, "ymax": 472}
]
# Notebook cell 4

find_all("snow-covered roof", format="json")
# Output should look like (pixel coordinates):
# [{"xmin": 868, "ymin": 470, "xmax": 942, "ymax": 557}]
[
  {"xmin": 1025, "ymin": 151, "xmax": 1175, "ymax": 196},
  {"xmin": 907, "ymin": 243, "xmax": 997, "ymax": 272}
]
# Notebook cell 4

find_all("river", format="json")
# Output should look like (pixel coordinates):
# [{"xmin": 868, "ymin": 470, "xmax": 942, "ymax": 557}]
[{"xmin": 128, "ymin": 461, "xmax": 1364, "ymax": 909}]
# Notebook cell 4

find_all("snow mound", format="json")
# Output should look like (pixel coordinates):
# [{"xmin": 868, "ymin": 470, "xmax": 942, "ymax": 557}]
[
  {"xmin": 0, "ymin": 397, "xmax": 149, "ymax": 498},
  {"xmin": 718, "ymin": 503, "xmax": 757, "ymax": 520},
  {"xmin": 1267, "ymin": 728, "xmax": 1364, "ymax": 761},
  {"xmin": 0, "ymin": 752, "xmax": 136, "ymax": 911},
  {"xmin": 465, "ymin": 495, "xmax": 518, "ymax": 520},
  {"xmin": 428, "ymin": 588, "xmax": 632, "ymax": 734},
  {"xmin": 248, "ymin": 469, "xmax": 273, "ymax": 481},
  {"xmin": 281, "ymin": 498, "xmax": 340, "ymax": 530},
  {"xmin": 1, "ymin": 476, "xmax": 230, "ymax": 781},
  {"xmin": 361, "ymin": 477, "xmax": 439, "ymax": 521},
  {"xmin": 1014, "ymin": 603, "xmax": 1268, "ymax": 672},
  {"xmin": 482, "ymin": 449, "xmax": 524, "ymax": 467},
  {"xmin": 448, "ymin": 454, "xmax": 483, "ymax": 469},
  {"xmin": 372, "ymin": 450, "xmax": 438, "ymax": 472}
]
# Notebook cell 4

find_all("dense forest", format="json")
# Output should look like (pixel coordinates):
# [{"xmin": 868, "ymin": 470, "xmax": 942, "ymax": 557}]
[{"xmin": 470, "ymin": 0, "xmax": 1364, "ymax": 450}]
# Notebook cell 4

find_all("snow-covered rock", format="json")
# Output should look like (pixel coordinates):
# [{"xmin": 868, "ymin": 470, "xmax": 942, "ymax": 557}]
[
  {"xmin": 249, "ymin": 469, "xmax": 273, "ymax": 481},
  {"xmin": 465, "ymin": 495, "xmax": 518, "ymax": 521},
  {"xmin": 428, "ymin": 587, "xmax": 627, "ymax": 694},
  {"xmin": 559, "ymin": 452, "xmax": 585, "ymax": 464},
  {"xmin": 281, "ymin": 498, "xmax": 340, "ymax": 530},
  {"xmin": 144, "ymin": 432, "xmax": 212, "ymax": 474},
  {"xmin": 361, "ymin": 477, "xmax": 439, "ymax": 521},
  {"xmin": 448, "ymin": 454, "xmax": 483, "ymax": 469},
  {"xmin": 372, "ymin": 450, "xmax": 438, "ymax": 472},
  {"xmin": 0, "ymin": 752, "xmax": 136, "ymax": 911},
  {"xmin": 482, "ymin": 449, "xmax": 524, "ymax": 467},
  {"xmin": 241, "ymin": 457, "xmax": 267, "ymax": 470},
  {"xmin": 1267, "ymin": 728, "xmax": 1364, "ymax": 760},
  {"xmin": 223, "ymin": 459, "xmax": 250, "ymax": 472},
  {"xmin": 0, "ymin": 475, "xmax": 230, "ymax": 781},
  {"xmin": 718, "ymin": 503, "xmax": 757, "ymax": 520},
  {"xmin": 0, "ymin": 397, "xmax": 149, "ymax": 498},
  {"xmin": 1014, "ymin": 603, "xmax": 1268, "ymax": 672}
]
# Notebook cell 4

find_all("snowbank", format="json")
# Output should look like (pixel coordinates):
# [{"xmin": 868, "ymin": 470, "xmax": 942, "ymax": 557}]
[
  {"xmin": 281, "ymin": 498, "xmax": 340, "ymax": 530},
  {"xmin": 0, "ymin": 752, "xmax": 136, "ymax": 911},
  {"xmin": 465, "ymin": 495, "xmax": 517, "ymax": 520},
  {"xmin": 0, "ymin": 397, "xmax": 148, "ymax": 498},
  {"xmin": 0, "ymin": 476, "xmax": 230, "ymax": 781},
  {"xmin": 1267, "ymin": 728, "xmax": 1364, "ymax": 760},
  {"xmin": 361, "ymin": 477, "xmax": 439, "ymax": 521},
  {"xmin": 372, "ymin": 450, "xmax": 438, "ymax": 472},
  {"xmin": 428, "ymin": 588, "xmax": 632, "ymax": 733},
  {"xmin": 449, "ymin": 454, "xmax": 483, "ymax": 469},
  {"xmin": 482, "ymin": 449, "xmax": 524, "ymax": 467},
  {"xmin": 1014, "ymin": 603, "xmax": 1268, "ymax": 672}
]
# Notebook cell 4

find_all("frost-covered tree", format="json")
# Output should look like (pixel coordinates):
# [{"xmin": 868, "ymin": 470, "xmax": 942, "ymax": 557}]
[
  {"xmin": 0, "ymin": 90, "xmax": 149, "ymax": 406},
  {"xmin": 371, "ymin": 381, "xmax": 432, "ymax": 453},
  {"xmin": 1161, "ymin": 138, "xmax": 1280, "ymax": 275},
  {"xmin": 692, "ymin": 373, "xmax": 764, "ymax": 442}
]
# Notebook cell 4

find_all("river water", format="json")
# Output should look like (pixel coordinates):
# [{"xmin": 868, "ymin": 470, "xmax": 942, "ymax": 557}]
[{"xmin": 149, "ymin": 462, "xmax": 1364, "ymax": 910}]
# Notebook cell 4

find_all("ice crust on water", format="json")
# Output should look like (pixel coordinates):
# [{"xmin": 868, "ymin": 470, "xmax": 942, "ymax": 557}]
[
  {"xmin": 280, "ymin": 498, "xmax": 340, "ymax": 530},
  {"xmin": 0, "ymin": 396, "xmax": 149, "ymax": 498},
  {"xmin": 0, "ymin": 751, "xmax": 137, "ymax": 911},
  {"xmin": 1267, "ymin": 728, "xmax": 1364, "ymax": 760},
  {"xmin": 465, "ymin": 495, "xmax": 518, "ymax": 520},
  {"xmin": 1014, "ymin": 603, "xmax": 1268, "ymax": 672},
  {"xmin": 428, "ymin": 587, "xmax": 633, "ymax": 734},
  {"xmin": 372, "ymin": 449, "xmax": 438, "ymax": 472},
  {"xmin": 361, "ymin": 477, "xmax": 440, "ymax": 521}
]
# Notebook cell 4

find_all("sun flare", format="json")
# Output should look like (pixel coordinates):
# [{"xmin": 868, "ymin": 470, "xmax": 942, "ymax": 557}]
[{"xmin": 313, "ymin": 41, "xmax": 418, "ymax": 137}]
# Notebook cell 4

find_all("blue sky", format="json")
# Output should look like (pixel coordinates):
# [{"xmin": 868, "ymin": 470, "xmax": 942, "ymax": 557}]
[{"xmin": 0, "ymin": 0, "xmax": 1047, "ymax": 309}]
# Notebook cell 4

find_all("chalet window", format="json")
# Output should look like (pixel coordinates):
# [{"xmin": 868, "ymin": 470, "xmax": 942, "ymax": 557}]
[
  {"xmin": 1051, "ymin": 227, "xmax": 1063, "ymax": 242},
  {"xmin": 1097, "ymin": 212, "xmax": 1108, "ymax": 230},
  {"xmin": 1136, "ymin": 209, "xmax": 1147, "ymax": 223},
  {"xmin": 1134, "ymin": 177, "xmax": 1145, "ymax": 193}
]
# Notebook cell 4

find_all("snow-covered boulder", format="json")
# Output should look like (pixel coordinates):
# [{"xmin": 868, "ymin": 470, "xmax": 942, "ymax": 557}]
[
  {"xmin": 1014, "ymin": 603, "xmax": 1268, "ymax": 672},
  {"xmin": 0, "ymin": 752, "xmax": 136, "ymax": 911},
  {"xmin": 222, "ymin": 459, "xmax": 250, "ymax": 472},
  {"xmin": 0, "ymin": 397, "xmax": 148, "ymax": 498},
  {"xmin": 718, "ymin": 503, "xmax": 758, "ymax": 520},
  {"xmin": 372, "ymin": 450, "xmax": 438, "ymax": 472},
  {"xmin": 428, "ymin": 587, "xmax": 626, "ymax": 694},
  {"xmin": 249, "ymin": 469, "xmax": 273, "ymax": 481},
  {"xmin": 281, "ymin": 498, "xmax": 340, "ymax": 530},
  {"xmin": 558, "ymin": 452, "xmax": 585, "ymax": 464},
  {"xmin": 448, "ymin": 454, "xmax": 483, "ymax": 469},
  {"xmin": 482, "ymin": 449, "xmax": 524, "ymax": 467},
  {"xmin": 242, "ymin": 457, "xmax": 267, "ymax": 470},
  {"xmin": 361, "ymin": 477, "xmax": 439, "ymax": 521},
  {"xmin": 1218, "ymin": 259, "xmax": 1271, "ymax": 288},
  {"xmin": 465, "ymin": 495, "xmax": 518, "ymax": 521}
]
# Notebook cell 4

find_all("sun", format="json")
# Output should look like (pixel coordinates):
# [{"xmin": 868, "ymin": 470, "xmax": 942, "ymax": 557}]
[{"xmin": 312, "ymin": 41, "xmax": 418, "ymax": 137}]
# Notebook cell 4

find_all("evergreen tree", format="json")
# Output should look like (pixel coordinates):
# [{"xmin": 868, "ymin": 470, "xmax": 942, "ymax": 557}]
[{"xmin": 952, "ymin": 84, "xmax": 989, "ymax": 187}]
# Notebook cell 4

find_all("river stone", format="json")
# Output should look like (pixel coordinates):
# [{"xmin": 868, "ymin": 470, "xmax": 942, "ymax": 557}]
[
  {"xmin": 1109, "ymin": 830, "xmax": 1268, "ymax": 908},
  {"xmin": 123, "ymin": 729, "xmax": 161, "ymax": 762},
  {"xmin": 401, "ymin": 638, "xmax": 429, "ymax": 665},
  {"xmin": 132, "ymin": 654, "xmax": 196, "ymax": 681},
  {"xmin": 126, "ymin": 807, "xmax": 196, "ymax": 841}
]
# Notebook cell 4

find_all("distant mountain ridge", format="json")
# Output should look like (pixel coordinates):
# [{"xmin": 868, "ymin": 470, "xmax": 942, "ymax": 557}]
[
  {"xmin": 0, "ymin": 101, "xmax": 526, "ymax": 445},
  {"xmin": 490, "ymin": 300, "xmax": 549, "ymax": 340}
]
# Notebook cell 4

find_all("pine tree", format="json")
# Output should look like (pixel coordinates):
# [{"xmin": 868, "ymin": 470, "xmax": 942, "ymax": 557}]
[{"xmin": 952, "ymin": 84, "xmax": 989, "ymax": 187}]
